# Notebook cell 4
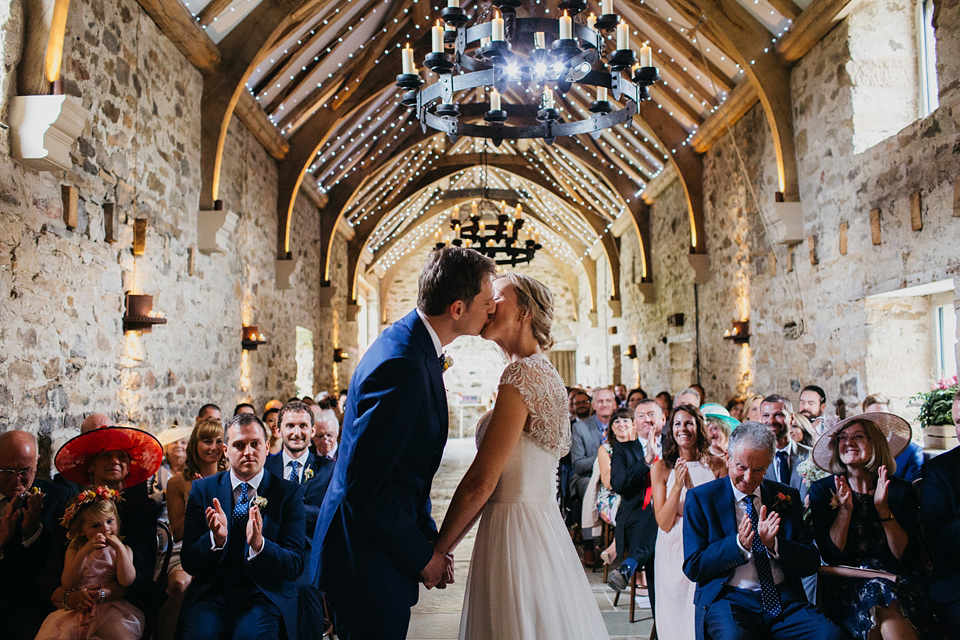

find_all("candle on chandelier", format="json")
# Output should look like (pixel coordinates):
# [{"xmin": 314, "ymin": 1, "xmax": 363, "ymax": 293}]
[
  {"xmin": 515, "ymin": 204, "xmax": 523, "ymax": 220},
  {"xmin": 616, "ymin": 22, "xmax": 630, "ymax": 50},
  {"xmin": 401, "ymin": 44, "xmax": 415, "ymax": 74},
  {"xmin": 486, "ymin": 239, "xmax": 494, "ymax": 247},
  {"xmin": 490, "ymin": 88, "xmax": 501, "ymax": 111},
  {"xmin": 447, "ymin": 0, "xmax": 459, "ymax": 6},
  {"xmin": 452, "ymin": 204, "xmax": 460, "ymax": 222},
  {"xmin": 506, "ymin": 220, "xmax": 514, "ymax": 233},
  {"xmin": 500, "ymin": 200, "xmax": 506, "ymax": 215},
  {"xmin": 640, "ymin": 43, "xmax": 653, "ymax": 67},
  {"xmin": 479, "ymin": 220, "xmax": 486, "ymax": 232},
  {"xmin": 534, "ymin": 31, "xmax": 546, "ymax": 49},
  {"xmin": 597, "ymin": 86, "xmax": 608, "ymax": 102},
  {"xmin": 471, "ymin": 201, "xmax": 479, "ymax": 216},
  {"xmin": 586, "ymin": 13, "xmax": 597, "ymax": 31},
  {"xmin": 432, "ymin": 20, "xmax": 444, "ymax": 53},
  {"xmin": 543, "ymin": 86, "xmax": 555, "ymax": 109},
  {"xmin": 559, "ymin": 11, "xmax": 572, "ymax": 39},
  {"xmin": 492, "ymin": 12, "xmax": 505, "ymax": 41},
  {"xmin": 602, "ymin": 0, "xmax": 614, "ymax": 14}
]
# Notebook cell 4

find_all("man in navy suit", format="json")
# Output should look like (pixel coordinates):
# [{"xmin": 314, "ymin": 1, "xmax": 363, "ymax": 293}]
[
  {"xmin": 266, "ymin": 400, "xmax": 335, "ymax": 640},
  {"xmin": 310, "ymin": 247, "xmax": 496, "ymax": 640},
  {"xmin": 178, "ymin": 413, "xmax": 306, "ymax": 640},
  {"xmin": 920, "ymin": 390, "xmax": 960, "ymax": 634},
  {"xmin": 760, "ymin": 395, "xmax": 805, "ymax": 492},
  {"xmin": 0, "ymin": 430, "xmax": 72, "ymax": 640},
  {"xmin": 682, "ymin": 422, "xmax": 843, "ymax": 640}
]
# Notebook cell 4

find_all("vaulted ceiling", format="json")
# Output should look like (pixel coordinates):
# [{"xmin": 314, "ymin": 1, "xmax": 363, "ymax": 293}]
[{"xmin": 139, "ymin": 0, "xmax": 853, "ymax": 307}]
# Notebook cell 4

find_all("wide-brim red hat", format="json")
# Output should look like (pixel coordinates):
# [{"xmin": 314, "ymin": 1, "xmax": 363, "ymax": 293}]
[{"xmin": 55, "ymin": 426, "xmax": 164, "ymax": 487}]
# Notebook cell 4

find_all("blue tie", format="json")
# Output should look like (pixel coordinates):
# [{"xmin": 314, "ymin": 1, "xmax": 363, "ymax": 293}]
[
  {"xmin": 233, "ymin": 482, "xmax": 250, "ymax": 522},
  {"xmin": 744, "ymin": 495, "xmax": 781, "ymax": 616},
  {"xmin": 776, "ymin": 450, "xmax": 790, "ymax": 484},
  {"xmin": 289, "ymin": 460, "xmax": 301, "ymax": 484}
]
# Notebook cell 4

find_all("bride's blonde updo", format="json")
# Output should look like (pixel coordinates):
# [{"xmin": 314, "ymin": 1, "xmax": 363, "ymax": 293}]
[{"xmin": 498, "ymin": 273, "xmax": 556, "ymax": 351}]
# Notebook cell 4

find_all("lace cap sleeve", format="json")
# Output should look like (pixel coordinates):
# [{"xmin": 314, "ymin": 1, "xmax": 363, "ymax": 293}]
[{"xmin": 498, "ymin": 354, "xmax": 571, "ymax": 456}]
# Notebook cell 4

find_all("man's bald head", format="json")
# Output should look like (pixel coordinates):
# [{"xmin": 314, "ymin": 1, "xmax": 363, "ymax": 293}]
[
  {"xmin": 0, "ymin": 430, "xmax": 38, "ymax": 498},
  {"xmin": 80, "ymin": 413, "xmax": 111, "ymax": 433}
]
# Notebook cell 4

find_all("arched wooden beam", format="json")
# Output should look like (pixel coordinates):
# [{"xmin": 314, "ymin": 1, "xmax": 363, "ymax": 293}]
[{"xmin": 663, "ymin": 0, "xmax": 800, "ymax": 202}]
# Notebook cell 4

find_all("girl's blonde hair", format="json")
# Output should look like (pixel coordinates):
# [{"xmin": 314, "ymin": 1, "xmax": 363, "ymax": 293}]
[{"xmin": 66, "ymin": 498, "xmax": 121, "ymax": 547}]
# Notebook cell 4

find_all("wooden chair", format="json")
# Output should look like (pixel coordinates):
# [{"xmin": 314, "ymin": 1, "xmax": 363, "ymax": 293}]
[{"xmin": 147, "ymin": 521, "xmax": 174, "ymax": 640}]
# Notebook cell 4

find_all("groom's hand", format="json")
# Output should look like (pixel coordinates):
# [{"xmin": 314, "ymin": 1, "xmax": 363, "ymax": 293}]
[
  {"xmin": 420, "ymin": 548, "xmax": 448, "ymax": 589},
  {"xmin": 443, "ymin": 551, "xmax": 455, "ymax": 585}
]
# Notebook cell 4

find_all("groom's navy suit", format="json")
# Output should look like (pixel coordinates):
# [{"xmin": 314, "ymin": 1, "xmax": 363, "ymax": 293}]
[
  {"xmin": 682, "ymin": 477, "xmax": 842, "ymax": 640},
  {"xmin": 310, "ymin": 310, "xmax": 448, "ymax": 639}
]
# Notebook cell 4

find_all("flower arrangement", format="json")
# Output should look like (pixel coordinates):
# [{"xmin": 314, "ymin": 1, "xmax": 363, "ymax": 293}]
[
  {"xmin": 253, "ymin": 496, "xmax": 268, "ymax": 510},
  {"xmin": 797, "ymin": 456, "xmax": 831, "ymax": 487},
  {"xmin": 912, "ymin": 375, "xmax": 958, "ymax": 428},
  {"xmin": 60, "ymin": 486, "xmax": 123, "ymax": 528}
]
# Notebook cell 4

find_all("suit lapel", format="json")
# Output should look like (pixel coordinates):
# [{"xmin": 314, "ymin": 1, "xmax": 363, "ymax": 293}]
[
  {"xmin": 409, "ymin": 312, "xmax": 448, "ymax": 424},
  {"xmin": 718, "ymin": 480, "xmax": 737, "ymax": 537}
]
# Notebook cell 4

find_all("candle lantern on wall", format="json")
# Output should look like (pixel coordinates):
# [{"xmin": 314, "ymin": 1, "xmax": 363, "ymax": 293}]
[
  {"xmin": 242, "ymin": 325, "xmax": 268, "ymax": 351},
  {"xmin": 123, "ymin": 293, "xmax": 167, "ymax": 334},
  {"xmin": 723, "ymin": 320, "xmax": 751, "ymax": 344}
]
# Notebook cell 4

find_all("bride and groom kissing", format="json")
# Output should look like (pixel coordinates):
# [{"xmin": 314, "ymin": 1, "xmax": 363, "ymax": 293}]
[{"xmin": 308, "ymin": 246, "xmax": 610, "ymax": 640}]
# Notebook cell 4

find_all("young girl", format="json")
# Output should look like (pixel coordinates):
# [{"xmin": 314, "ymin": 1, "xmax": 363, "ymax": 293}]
[{"xmin": 35, "ymin": 487, "xmax": 145, "ymax": 640}]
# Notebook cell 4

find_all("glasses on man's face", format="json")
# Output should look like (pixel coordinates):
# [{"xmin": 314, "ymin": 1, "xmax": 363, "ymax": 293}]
[{"xmin": 0, "ymin": 468, "xmax": 34, "ymax": 480}]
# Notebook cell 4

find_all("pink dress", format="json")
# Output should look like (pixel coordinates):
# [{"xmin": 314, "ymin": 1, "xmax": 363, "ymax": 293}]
[{"xmin": 35, "ymin": 546, "xmax": 145, "ymax": 640}]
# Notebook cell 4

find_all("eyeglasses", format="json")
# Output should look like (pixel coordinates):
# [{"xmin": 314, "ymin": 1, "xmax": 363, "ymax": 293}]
[
  {"xmin": 836, "ymin": 434, "xmax": 867, "ymax": 444},
  {"xmin": 0, "ymin": 468, "xmax": 34, "ymax": 480}
]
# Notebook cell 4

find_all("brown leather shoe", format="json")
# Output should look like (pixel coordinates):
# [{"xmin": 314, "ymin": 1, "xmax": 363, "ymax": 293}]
[{"xmin": 582, "ymin": 549, "xmax": 597, "ymax": 567}]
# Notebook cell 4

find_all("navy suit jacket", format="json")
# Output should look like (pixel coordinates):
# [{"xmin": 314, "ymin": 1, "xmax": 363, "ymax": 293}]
[
  {"xmin": 265, "ymin": 451, "xmax": 335, "ymax": 540},
  {"xmin": 921, "ymin": 447, "xmax": 960, "ymax": 604},
  {"xmin": 610, "ymin": 438, "xmax": 655, "ymax": 562},
  {"xmin": 682, "ymin": 477, "xmax": 819, "ymax": 640},
  {"xmin": 309, "ymin": 310, "xmax": 449, "ymax": 607},
  {"xmin": 180, "ymin": 469, "xmax": 306, "ymax": 640}
]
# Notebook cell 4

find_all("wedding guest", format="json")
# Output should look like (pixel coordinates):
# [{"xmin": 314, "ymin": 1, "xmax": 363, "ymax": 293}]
[
  {"xmin": 675, "ymin": 388, "xmax": 702, "ymax": 409},
  {"xmin": 682, "ymin": 422, "xmax": 844, "ymax": 640},
  {"xmin": 798, "ymin": 385, "xmax": 826, "ymax": 421},
  {"xmin": 655, "ymin": 391, "xmax": 673, "ymax": 417},
  {"xmin": 572, "ymin": 387, "xmax": 617, "ymax": 566},
  {"xmin": 196, "ymin": 404, "xmax": 222, "ymax": 424},
  {"xmin": 155, "ymin": 426, "xmax": 193, "ymax": 499},
  {"xmin": 592, "ymin": 408, "xmax": 635, "ymax": 564},
  {"xmin": 53, "ymin": 426, "xmax": 164, "ymax": 620},
  {"xmin": 727, "ymin": 396, "xmax": 745, "ymax": 421},
  {"xmin": 760, "ymin": 395, "xmax": 804, "ymax": 492},
  {"xmin": 920, "ymin": 389, "xmax": 960, "ymax": 634},
  {"xmin": 788, "ymin": 413, "xmax": 817, "ymax": 450},
  {"xmin": 263, "ymin": 408, "xmax": 282, "ymax": 455},
  {"xmin": 745, "ymin": 394, "xmax": 764, "ymax": 422},
  {"xmin": 0, "ymin": 430, "xmax": 72, "ymax": 640},
  {"xmin": 310, "ymin": 408, "xmax": 340, "ymax": 462},
  {"xmin": 626, "ymin": 387, "xmax": 648, "ymax": 413},
  {"xmin": 701, "ymin": 403, "xmax": 739, "ymax": 457},
  {"xmin": 862, "ymin": 394, "xmax": 924, "ymax": 482},
  {"xmin": 234, "ymin": 403, "xmax": 256, "ymax": 416},
  {"xmin": 615, "ymin": 384, "xmax": 628, "ymax": 407},
  {"xmin": 177, "ymin": 413, "xmax": 306, "ymax": 640},
  {"xmin": 634, "ymin": 399, "xmax": 665, "ymax": 463},
  {"xmin": 808, "ymin": 413, "xmax": 938, "ymax": 638},
  {"xmin": 692, "ymin": 384, "xmax": 706, "ymax": 405}
]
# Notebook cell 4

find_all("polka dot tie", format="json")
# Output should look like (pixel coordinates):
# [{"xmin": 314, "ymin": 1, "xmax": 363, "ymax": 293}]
[
  {"xmin": 744, "ymin": 495, "xmax": 781, "ymax": 616},
  {"xmin": 289, "ymin": 460, "xmax": 301, "ymax": 484},
  {"xmin": 233, "ymin": 482, "xmax": 250, "ymax": 523}
]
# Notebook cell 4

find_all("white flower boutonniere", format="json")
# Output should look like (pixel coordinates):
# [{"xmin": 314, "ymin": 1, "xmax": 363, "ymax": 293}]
[
  {"xmin": 303, "ymin": 467, "xmax": 315, "ymax": 481},
  {"xmin": 442, "ymin": 355, "xmax": 454, "ymax": 373},
  {"xmin": 253, "ymin": 496, "xmax": 268, "ymax": 511}
]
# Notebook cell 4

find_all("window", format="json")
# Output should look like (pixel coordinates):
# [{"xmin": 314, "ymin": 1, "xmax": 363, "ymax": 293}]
[
  {"xmin": 918, "ymin": 0, "xmax": 939, "ymax": 117},
  {"xmin": 936, "ymin": 302, "xmax": 958, "ymax": 380}
]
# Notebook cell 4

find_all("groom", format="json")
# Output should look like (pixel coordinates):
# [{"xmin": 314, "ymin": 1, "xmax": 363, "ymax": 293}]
[{"xmin": 310, "ymin": 247, "xmax": 496, "ymax": 640}]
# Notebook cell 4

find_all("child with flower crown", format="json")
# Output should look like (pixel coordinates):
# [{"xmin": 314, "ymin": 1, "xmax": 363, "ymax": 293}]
[{"xmin": 34, "ymin": 487, "xmax": 144, "ymax": 640}]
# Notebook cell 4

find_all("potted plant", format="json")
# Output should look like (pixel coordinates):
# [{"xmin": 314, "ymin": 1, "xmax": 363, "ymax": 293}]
[{"xmin": 912, "ymin": 375, "xmax": 959, "ymax": 450}]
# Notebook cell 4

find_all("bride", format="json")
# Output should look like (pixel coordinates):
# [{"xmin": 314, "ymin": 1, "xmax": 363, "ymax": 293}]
[{"xmin": 434, "ymin": 272, "xmax": 609, "ymax": 639}]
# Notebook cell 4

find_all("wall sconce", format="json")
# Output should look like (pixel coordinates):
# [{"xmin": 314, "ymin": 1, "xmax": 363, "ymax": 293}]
[
  {"xmin": 723, "ymin": 320, "xmax": 750, "ymax": 344},
  {"xmin": 123, "ymin": 293, "xmax": 166, "ymax": 333},
  {"xmin": 626, "ymin": 345, "xmax": 638, "ymax": 359},
  {"xmin": 241, "ymin": 325, "xmax": 267, "ymax": 351},
  {"xmin": 333, "ymin": 348, "xmax": 348, "ymax": 363}
]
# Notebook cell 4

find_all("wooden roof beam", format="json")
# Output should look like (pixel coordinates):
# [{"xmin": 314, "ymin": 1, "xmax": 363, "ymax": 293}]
[
  {"xmin": 689, "ymin": 77, "xmax": 758, "ymax": 153},
  {"xmin": 777, "ymin": 0, "xmax": 861, "ymax": 62},
  {"xmin": 136, "ymin": 0, "xmax": 220, "ymax": 74}
]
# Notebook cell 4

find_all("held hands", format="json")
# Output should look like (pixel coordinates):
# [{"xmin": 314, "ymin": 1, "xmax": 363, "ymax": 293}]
[
  {"xmin": 65, "ymin": 587, "xmax": 101, "ymax": 613},
  {"xmin": 420, "ymin": 547, "xmax": 454, "ymax": 589},
  {"xmin": 246, "ymin": 504, "xmax": 264, "ymax": 553},
  {"xmin": 206, "ymin": 498, "xmax": 229, "ymax": 547}
]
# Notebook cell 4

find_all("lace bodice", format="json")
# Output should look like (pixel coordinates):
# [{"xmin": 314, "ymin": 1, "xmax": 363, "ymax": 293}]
[{"xmin": 477, "ymin": 353, "xmax": 570, "ymax": 457}]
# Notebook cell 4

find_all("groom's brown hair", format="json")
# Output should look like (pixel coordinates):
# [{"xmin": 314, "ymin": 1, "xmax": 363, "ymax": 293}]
[{"xmin": 417, "ymin": 247, "xmax": 496, "ymax": 316}]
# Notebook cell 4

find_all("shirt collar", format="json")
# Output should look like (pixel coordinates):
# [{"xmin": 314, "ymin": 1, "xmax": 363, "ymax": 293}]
[
  {"xmin": 230, "ymin": 468, "xmax": 265, "ymax": 491},
  {"xmin": 730, "ymin": 478, "xmax": 761, "ymax": 504},
  {"xmin": 282, "ymin": 449, "xmax": 309, "ymax": 467},
  {"xmin": 416, "ymin": 308, "xmax": 444, "ymax": 357},
  {"xmin": 775, "ymin": 440, "xmax": 796, "ymax": 455}
]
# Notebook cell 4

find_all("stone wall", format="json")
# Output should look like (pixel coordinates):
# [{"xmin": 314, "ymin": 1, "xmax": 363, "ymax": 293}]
[{"xmin": 0, "ymin": 0, "xmax": 346, "ymax": 466}]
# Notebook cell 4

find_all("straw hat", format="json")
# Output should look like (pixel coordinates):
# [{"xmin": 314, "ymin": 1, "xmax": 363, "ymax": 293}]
[
  {"xmin": 700, "ymin": 403, "xmax": 740, "ymax": 430},
  {"xmin": 156, "ymin": 426, "xmax": 194, "ymax": 447},
  {"xmin": 55, "ymin": 426, "xmax": 164, "ymax": 487},
  {"xmin": 811, "ymin": 412, "xmax": 912, "ymax": 472}
]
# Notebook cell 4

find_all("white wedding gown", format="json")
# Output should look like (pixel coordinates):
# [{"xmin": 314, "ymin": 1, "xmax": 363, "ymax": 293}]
[{"xmin": 459, "ymin": 354, "xmax": 610, "ymax": 640}]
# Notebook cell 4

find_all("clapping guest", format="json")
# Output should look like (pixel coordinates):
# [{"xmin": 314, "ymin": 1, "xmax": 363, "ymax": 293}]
[
  {"xmin": 862, "ymin": 394, "xmax": 924, "ymax": 482},
  {"xmin": 177, "ymin": 413, "xmax": 306, "ymax": 640},
  {"xmin": 593, "ymin": 408, "xmax": 636, "ymax": 565},
  {"xmin": 808, "ymin": 413, "xmax": 938, "ymax": 639},
  {"xmin": 634, "ymin": 399, "xmax": 665, "ymax": 463}
]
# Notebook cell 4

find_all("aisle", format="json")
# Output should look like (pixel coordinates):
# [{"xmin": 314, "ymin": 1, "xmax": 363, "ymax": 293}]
[{"xmin": 407, "ymin": 438, "xmax": 654, "ymax": 640}]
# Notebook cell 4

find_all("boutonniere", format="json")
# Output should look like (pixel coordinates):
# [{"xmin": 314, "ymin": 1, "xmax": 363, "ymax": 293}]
[
  {"xmin": 253, "ymin": 496, "xmax": 268, "ymax": 510},
  {"xmin": 772, "ymin": 491, "xmax": 792, "ymax": 511},
  {"xmin": 303, "ymin": 467, "xmax": 314, "ymax": 481},
  {"xmin": 442, "ymin": 354, "xmax": 453, "ymax": 372}
]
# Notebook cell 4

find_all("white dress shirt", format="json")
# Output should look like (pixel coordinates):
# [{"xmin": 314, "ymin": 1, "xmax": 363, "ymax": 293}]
[
  {"xmin": 211, "ymin": 469, "xmax": 265, "ymax": 558},
  {"xmin": 281, "ymin": 450, "xmax": 310, "ymax": 483},
  {"xmin": 728, "ymin": 481, "xmax": 785, "ymax": 590},
  {"xmin": 416, "ymin": 308, "xmax": 444, "ymax": 357}
]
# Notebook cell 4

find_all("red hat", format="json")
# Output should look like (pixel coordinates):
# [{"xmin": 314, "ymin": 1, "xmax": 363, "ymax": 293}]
[{"xmin": 55, "ymin": 426, "xmax": 163, "ymax": 487}]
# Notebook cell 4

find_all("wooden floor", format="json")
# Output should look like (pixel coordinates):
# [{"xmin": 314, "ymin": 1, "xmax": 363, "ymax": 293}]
[{"xmin": 406, "ymin": 438, "xmax": 654, "ymax": 640}]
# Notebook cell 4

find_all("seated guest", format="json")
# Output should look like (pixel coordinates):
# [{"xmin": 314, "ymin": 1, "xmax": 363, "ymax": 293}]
[
  {"xmin": 177, "ymin": 413, "xmax": 306, "ymax": 640},
  {"xmin": 727, "ymin": 396, "xmax": 745, "ymax": 421},
  {"xmin": 655, "ymin": 391, "xmax": 673, "ymax": 417},
  {"xmin": 234, "ymin": 403, "xmax": 256, "ymax": 416},
  {"xmin": 651, "ymin": 406, "xmax": 725, "ymax": 640},
  {"xmin": 53, "ymin": 426, "xmax": 164, "ymax": 619},
  {"xmin": 682, "ymin": 422, "xmax": 844, "ymax": 640},
  {"xmin": 155, "ymin": 426, "xmax": 193, "ymax": 500},
  {"xmin": 309, "ymin": 408, "xmax": 340, "ymax": 463},
  {"xmin": 788, "ymin": 414, "xmax": 817, "ymax": 451},
  {"xmin": 745, "ymin": 394, "xmax": 764, "ymax": 423},
  {"xmin": 798, "ymin": 385, "xmax": 827, "ymax": 421},
  {"xmin": 625, "ymin": 387, "xmax": 648, "ymax": 413},
  {"xmin": 702, "ymin": 403, "xmax": 739, "ymax": 457},
  {"xmin": 615, "ymin": 384, "xmax": 628, "ymax": 407},
  {"xmin": 634, "ymin": 399, "xmax": 665, "ymax": 463},
  {"xmin": 675, "ymin": 387, "xmax": 702, "ymax": 409},
  {"xmin": 920, "ymin": 390, "xmax": 960, "ymax": 634},
  {"xmin": 572, "ymin": 388, "xmax": 616, "ymax": 566},
  {"xmin": 163, "ymin": 418, "xmax": 227, "ymax": 640},
  {"xmin": 760, "ymin": 395, "xmax": 805, "ymax": 493},
  {"xmin": 809, "ymin": 413, "xmax": 938, "ymax": 639},
  {"xmin": 862, "ymin": 393, "xmax": 924, "ymax": 482},
  {"xmin": 197, "ymin": 404, "xmax": 222, "ymax": 424},
  {"xmin": 52, "ymin": 412, "xmax": 111, "ymax": 494},
  {"xmin": 591, "ymin": 409, "xmax": 636, "ymax": 564},
  {"xmin": 263, "ymin": 408, "xmax": 282, "ymax": 455},
  {"xmin": 0, "ymin": 430, "xmax": 72, "ymax": 640}
]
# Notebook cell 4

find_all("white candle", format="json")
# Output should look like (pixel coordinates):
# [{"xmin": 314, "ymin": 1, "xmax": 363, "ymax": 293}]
[
  {"xmin": 603, "ymin": 0, "xmax": 614, "ymax": 14},
  {"xmin": 452, "ymin": 204, "xmax": 460, "ymax": 221},
  {"xmin": 471, "ymin": 201, "xmax": 479, "ymax": 216},
  {"xmin": 515, "ymin": 204, "xmax": 523, "ymax": 220},
  {"xmin": 597, "ymin": 86, "xmax": 608, "ymax": 101},
  {"xmin": 447, "ymin": 0, "xmax": 459, "ymax": 7},
  {"xmin": 492, "ymin": 12, "xmax": 505, "ymax": 41},
  {"xmin": 401, "ymin": 45, "xmax": 415, "ymax": 74},
  {"xmin": 586, "ymin": 13, "xmax": 597, "ymax": 32},
  {"xmin": 500, "ymin": 200, "xmax": 506, "ymax": 215},
  {"xmin": 559, "ymin": 11, "xmax": 572, "ymax": 39},
  {"xmin": 432, "ymin": 21, "xmax": 444, "ymax": 53},
  {"xmin": 640, "ymin": 43, "xmax": 653, "ymax": 67},
  {"xmin": 544, "ymin": 86, "xmax": 555, "ymax": 109},
  {"xmin": 616, "ymin": 22, "xmax": 630, "ymax": 50},
  {"xmin": 490, "ymin": 88, "xmax": 501, "ymax": 111},
  {"xmin": 534, "ymin": 31, "xmax": 546, "ymax": 49}
]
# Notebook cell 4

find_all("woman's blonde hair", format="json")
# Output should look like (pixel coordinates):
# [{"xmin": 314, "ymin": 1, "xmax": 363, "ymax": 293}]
[
  {"xmin": 497, "ymin": 273, "xmax": 556, "ymax": 350},
  {"xmin": 827, "ymin": 419, "xmax": 897, "ymax": 475}
]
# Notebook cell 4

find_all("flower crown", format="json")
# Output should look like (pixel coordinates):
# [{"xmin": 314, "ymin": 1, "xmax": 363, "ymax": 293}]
[{"xmin": 61, "ymin": 486, "xmax": 123, "ymax": 528}]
